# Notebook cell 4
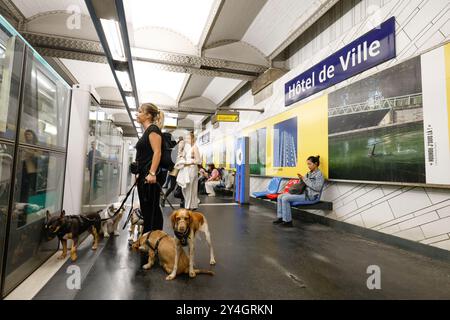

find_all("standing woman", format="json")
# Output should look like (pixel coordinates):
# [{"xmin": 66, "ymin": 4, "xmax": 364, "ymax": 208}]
[
  {"xmin": 177, "ymin": 132, "xmax": 201, "ymax": 210},
  {"xmin": 135, "ymin": 103, "xmax": 165, "ymax": 232}
]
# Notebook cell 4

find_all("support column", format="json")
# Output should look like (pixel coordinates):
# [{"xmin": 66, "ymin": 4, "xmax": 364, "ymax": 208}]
[{"xmin": 63, "ymin": 84, "xmax": 91, "ymax": 214}]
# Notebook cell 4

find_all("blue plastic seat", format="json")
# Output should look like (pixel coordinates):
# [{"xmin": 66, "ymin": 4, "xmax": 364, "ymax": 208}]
[
  {"xmin": 291, "ymin": 183, "xmax": 325, "ymax": 206},
  {"xmin": 252, "ymin": 177, "xmax": 282, "ymax": 198}
]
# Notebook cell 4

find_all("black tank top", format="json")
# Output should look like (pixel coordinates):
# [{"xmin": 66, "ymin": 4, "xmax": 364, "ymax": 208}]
[{"xmin": 135, "ymin": 124, "xmax": 162, "ymax": 173}]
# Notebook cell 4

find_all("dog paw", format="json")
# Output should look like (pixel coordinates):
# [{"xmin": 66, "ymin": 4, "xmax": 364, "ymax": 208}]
[
  {"xmin": 189, "ymin": 271, "xmax": 197, "ymax": 278},
  {"xmin": 113, "ymin": 231, "xmax": 120, "ymax": 236},
  {"xmin": 91, "ymin": 245, "xmax": 98, "ymax": 250},
  {"xmin": 210, "ymin": 259, "xmax": 216, "ymax": 265},
  {"xmin": 57, "ymin": 254, "xmax": 66, "ymax": 260},
  {"xmin": 166, "ymin": 274, "xmax": 176, "ymax": 281},
  {"xmin": 104, "ymin": 233, "xmax": 110, "ymax": 238},
  {"xmin": 142, "ymin": 264, "xmax": 152, "ymax": 270},
  {"xmin": 70, "ymin": 254, "xmax": 77, "ymax": 261}
]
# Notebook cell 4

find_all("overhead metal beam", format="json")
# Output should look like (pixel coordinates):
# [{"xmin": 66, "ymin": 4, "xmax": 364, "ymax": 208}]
[
  {"xmin": 197, "ymin": 0, "xmax": 224, "ymax": 53},
  {"xmin": 100, "ymin": 100, "xmax": 216, "ymax": 116},
  {"xmin": 0, "ymin": 0, "xmax": 26, "ymax": 29},
  {"xmin": 21, "ymin": 32, "xmax": 266, "ymax": 80}
]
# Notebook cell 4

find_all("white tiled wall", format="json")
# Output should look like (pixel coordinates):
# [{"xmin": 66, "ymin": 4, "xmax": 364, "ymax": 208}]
[{"xmin": 201, "ymin": 0, "xmax": 450, "ymax": 251}]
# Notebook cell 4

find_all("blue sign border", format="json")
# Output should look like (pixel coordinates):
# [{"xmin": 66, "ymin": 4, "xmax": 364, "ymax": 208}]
[{"xmin": 285, "ymin": 17, "xmax": 396, "ymax": 107}]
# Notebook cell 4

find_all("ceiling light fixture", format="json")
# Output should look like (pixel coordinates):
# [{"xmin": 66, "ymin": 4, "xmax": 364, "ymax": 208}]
[
  {"xmin": 116, "ymin": 70, "xmax": 132, "ymax": 92},
  {"xmin": 126, "ymin": 96, "xmax": 136, "ymax": 109},
  {"xmin": 86, "ymin": 0, "xmax": 141, "ymax": 138},
  {"xmin": 100, "ymin": 18, "xmax": 126, "ymax": 62}
]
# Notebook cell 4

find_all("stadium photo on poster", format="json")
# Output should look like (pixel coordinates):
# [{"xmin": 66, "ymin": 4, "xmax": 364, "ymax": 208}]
[
  {"xmin": 328, "ymin": 56, "xmax": 425, "ymax": 183},
  {"xmin": 273, "ymin": 117, "xmax": 298, "ymax": 167},
  {"xmin": 249, "ymin": 128, "xmax": 266, "ymax": 175}
]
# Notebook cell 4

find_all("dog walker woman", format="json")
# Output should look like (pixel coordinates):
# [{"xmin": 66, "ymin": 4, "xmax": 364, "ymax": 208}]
[
  {"xmin": 274, "ymin": 155, "xmax": 325, "ymax": 228},
  {"xmin": 134, "ymin": 103, "xmax": 166, "ymax": 233}
]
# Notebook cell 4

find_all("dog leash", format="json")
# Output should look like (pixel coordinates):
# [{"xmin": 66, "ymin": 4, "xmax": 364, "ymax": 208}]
[
  {"xmin": 156, "ymin": 182, "xmax": 176, "ymax": 210},
  {"xmin": 90, "ymin": 179, "xmax": 138, "ymax": 224},
  {"xmin": 122, "ymin": 176, "xmax": 178, "ymax": 230},
  {"xmin": 122, "ymin": 181, "xmax": 137, "ymax": 230}
]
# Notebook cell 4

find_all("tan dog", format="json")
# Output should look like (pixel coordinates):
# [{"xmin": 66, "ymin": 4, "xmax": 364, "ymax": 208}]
[
  {"xmin": 168, "ymin": 209, "xmax": 216, "ymax": 280},
  {"xmin": 132, "ymin": 230, "xmax": 214, "ymax": 277}
]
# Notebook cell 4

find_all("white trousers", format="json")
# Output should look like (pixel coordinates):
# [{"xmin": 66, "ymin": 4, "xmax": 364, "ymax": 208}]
[
  {"xmin": 205, "ymin": 180, "xmax": 221, "ymax": 196},
  {"xmin": 182, "ymin": 166, "xmax": 199, "ymax": 209}
]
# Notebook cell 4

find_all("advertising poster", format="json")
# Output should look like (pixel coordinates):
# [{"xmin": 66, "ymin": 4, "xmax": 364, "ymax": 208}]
[
  {"xmin": 421, "ymin": 43, "xmax": 450, "ymax": 185},
  {"xmin": 218, "ymin": 142, "xmax": 226, "ymax": 168},
  {"xmin": 328, "ymin": 56, "xmax": 425, "ymax": 183},
  {"xmin": 273, "ymin": 118, "xmax": 298, "ymax": 168},
  {"xmin": 226, "ymin": 136, "xmax": 235, "ymax": 169},
  {"xmin": 249, "ymin": 128, "xmax": 266, "ymax": 175}
]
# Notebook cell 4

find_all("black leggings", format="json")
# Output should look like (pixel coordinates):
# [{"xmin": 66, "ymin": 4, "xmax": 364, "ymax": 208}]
[
  {"xmin": 137, "ymin": 171, "xmax": 165, "ymax": 233},
  {"xmin": 164, "ymin": 175, "xmax": 177, "ymax": 198}
]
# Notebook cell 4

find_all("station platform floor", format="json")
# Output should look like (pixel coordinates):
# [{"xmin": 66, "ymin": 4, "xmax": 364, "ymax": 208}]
[{"xmin": 25, "ymin": 195, "xmax": 450, "ymax": 300}]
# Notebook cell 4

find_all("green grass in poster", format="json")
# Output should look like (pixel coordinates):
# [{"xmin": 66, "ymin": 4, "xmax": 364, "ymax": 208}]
[{"xmin": 329, "ymin": 122, "xmax": 425, "ymax": 183}]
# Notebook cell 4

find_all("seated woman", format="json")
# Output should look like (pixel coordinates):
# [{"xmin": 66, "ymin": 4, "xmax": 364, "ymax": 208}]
[
  {"xmin": 198, "ymin": 166, "xmax": 208, "ymax": 195},
  {"xmin": 274, "ymin": 155, "xmax": 324, "ymax": 228},
  {"xmin": 204, "ymin": 163, "xmax": 221, "ymax": 197}
]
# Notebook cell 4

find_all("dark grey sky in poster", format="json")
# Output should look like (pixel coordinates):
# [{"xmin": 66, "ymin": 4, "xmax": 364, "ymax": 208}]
[
  {"xmin": 329, "ymin": 58, "xmax": 422, "ymax": 107},
  {"xmin": 328, "ymin": 56, "xmax": 425, "ymax": 183}
]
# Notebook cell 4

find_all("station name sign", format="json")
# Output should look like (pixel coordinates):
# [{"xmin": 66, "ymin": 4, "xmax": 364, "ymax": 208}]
[{"xmin": 285, "ymin": 17, "xmax": 396, "ymax": 106}]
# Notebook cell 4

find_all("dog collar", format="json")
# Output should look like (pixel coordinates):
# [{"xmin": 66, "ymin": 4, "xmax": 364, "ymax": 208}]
[
  {"xmin": 134, "ymin": 208, "xmax": 144, "ymax": 220},
  {"xmin": 174, "ymin": 228, "xmax": 190, "ymax": 247}
]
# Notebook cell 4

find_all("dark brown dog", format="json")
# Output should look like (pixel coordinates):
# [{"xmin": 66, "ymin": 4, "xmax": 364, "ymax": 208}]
[{"xmin": 45, "ymin": 210, "xmax": 101, "ymax": 261}]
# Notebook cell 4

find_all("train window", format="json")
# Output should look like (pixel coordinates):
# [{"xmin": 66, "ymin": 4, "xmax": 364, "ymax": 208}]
[
  {"xmin": 19, "ymin": 51, "xmax": 70, "ymax": 150},
  {"xmin": 0, "ymin": 33, "xmax": 24, "ymax": 142},
  {"xmin": 3, "ymin": 148, "xmax": 64, "ymax": 294}
]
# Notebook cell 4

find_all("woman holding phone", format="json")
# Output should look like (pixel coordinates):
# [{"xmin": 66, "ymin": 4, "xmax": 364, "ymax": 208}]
[{"xmin": 274, "ymin": 155, "xmax": 325, "ymax": 228}]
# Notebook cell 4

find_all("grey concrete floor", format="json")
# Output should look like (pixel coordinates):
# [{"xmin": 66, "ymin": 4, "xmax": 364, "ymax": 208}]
[{"xmin": 34, "ymin": 195, "xmax": 450, "ymax": 300}]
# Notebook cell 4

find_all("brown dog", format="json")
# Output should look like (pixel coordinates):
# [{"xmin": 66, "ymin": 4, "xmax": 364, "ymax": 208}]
[
  {"xmin": 168, "ymin": 209, "xmax": 216, "ymax": 280},
  {"xmin": 132, "ymin": 230, "xmax": 214, "ymax": 277},
  {"xmin": 45, "ymin": 210, "xmax": 100, "ymax": 261}
]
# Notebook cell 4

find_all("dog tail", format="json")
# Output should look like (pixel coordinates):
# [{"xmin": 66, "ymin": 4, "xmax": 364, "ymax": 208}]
[{"xmin": 194, "ymin": 269, "xmax": 214, "ymax": 276}]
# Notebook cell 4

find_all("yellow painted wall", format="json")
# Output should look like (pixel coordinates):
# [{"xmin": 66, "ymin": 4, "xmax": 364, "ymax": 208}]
[{"xmin": 242, "ymin": 95, "xmax": 328, "ymax": 178}]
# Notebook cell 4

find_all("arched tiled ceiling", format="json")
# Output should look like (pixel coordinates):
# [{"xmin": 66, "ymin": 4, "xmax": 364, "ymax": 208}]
[
  {"xmin": 95, "ymin": 86, "xmax": 122, "ymax": 101},
  {"xmin": 204, "ymin": 40, "xmax": 269, "ymax": 67},
  {"xmin": 182, "ymin": 96, "xmax": 217, "ymax": 111},
  {"xmin": 26, "ymin": 11, "xmax": 98, "ymax": 41},
  {"xmin": 60, "ymin": 59, "xmax": 116, "ymax": 88},
  {"xmin": 138, "ymin": 91, "xmax": 179, "ymax": 107},
  {"xmin": 130, "ymin": 26, "xmax": 197, "ymax": 56},
  {"xmin": 10, "ymin": 0, "xmax": 337, "ymax": 136},
  {"xmin": 12, "ymin": 0, "xmax": 89, "ymax": 17},
  {"xmin": 123, "ymin": 0, "xmax": 216, "ymax": 50}
]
